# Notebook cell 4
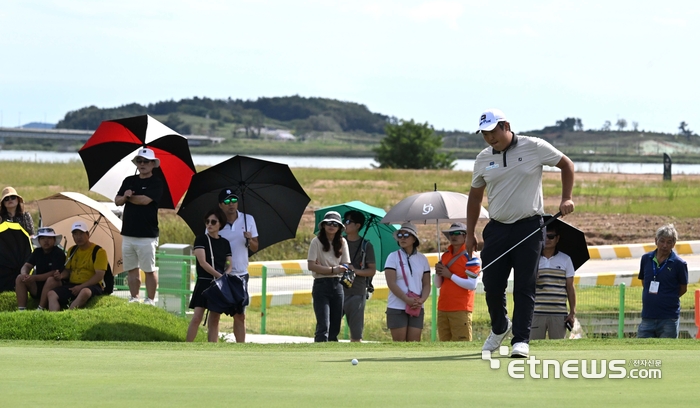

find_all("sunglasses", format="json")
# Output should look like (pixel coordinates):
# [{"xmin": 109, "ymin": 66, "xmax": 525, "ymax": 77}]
[
  {"xmin": 37, "ymin": 228, "xmax": 56, "ymax": 234},
  {"xmin": 325, "ymin": 222, "xmax": 341, "ymax": 228},
  {"xmin": 343, "ymin": 219, "xmax": 355, "ymax": 225},
  {"xmin": 546, "ymin": 233, "xmax": 558, "ymax": 240},
  {"xmin": 3, "ymin": 195, "xmax": 18, "ymax": 202},
  {"xmin": 205, "ymin": 219, "xmax": 219, "ymax": 225},
  {"xmin": 396, "ymin": 232, "xmax": 412, "ymax": 239},
  {"xmin": 222, "ymin": 198, "xmax": 238, "ymax": 205},
  {"xmin": 448, "ymin": 231, "xmax": 466, "ymax": 236},
  {"xmin": 135, "ymin": 159, "xmax": 153, "ymax": 165}
]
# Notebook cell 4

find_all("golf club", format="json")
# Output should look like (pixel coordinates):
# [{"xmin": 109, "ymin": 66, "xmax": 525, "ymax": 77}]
[{"xmin": 481, "ymin": 211, "xmax": 562, "ymax": 271}]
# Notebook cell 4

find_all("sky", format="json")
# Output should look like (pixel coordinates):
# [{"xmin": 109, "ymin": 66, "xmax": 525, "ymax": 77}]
[{"xmin": 1, "ymin": 0, "xmax": 699, "ymax": 134}]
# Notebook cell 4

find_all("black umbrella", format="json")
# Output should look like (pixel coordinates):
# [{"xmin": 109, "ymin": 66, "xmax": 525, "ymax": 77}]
[
  {"xmin": 177, "ymin": 155, "xmax": 311, "ymax": 254},
  {"xmin": 543, "ymin": 214, "xmax": 590, "ymax": 271}
]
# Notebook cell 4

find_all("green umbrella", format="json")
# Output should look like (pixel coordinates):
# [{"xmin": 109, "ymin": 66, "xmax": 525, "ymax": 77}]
[{"xmin": 314, "ymin": 201, "xmax": 399, "ymax": 271}]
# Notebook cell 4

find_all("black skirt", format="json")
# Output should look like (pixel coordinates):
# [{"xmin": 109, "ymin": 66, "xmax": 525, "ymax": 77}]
[{"xmin": 189, "ymin": 277, "xmax": 214, "ymax": 309}]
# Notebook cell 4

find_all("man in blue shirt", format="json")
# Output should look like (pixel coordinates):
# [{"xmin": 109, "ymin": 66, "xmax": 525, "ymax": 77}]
[{"xmin": 637, "ymin": 224, "xmax": 688, "ymax": 338}]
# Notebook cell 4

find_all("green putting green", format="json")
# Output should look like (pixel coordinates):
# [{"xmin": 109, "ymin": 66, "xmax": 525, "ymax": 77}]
[{"xmin": 1, "ymin": 340, "xmax": 697, "ymax": 407}]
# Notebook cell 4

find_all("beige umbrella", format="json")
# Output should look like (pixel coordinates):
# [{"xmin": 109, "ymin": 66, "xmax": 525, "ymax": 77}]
[{"xmin": 36, "ymin": 192, "xmax": 123, "ymax": 275}]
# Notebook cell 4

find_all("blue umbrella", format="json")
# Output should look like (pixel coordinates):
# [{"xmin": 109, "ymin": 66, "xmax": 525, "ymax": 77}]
[{"xmin": 314, "ymin": 201, "xmax": 399, "ymax": 271}]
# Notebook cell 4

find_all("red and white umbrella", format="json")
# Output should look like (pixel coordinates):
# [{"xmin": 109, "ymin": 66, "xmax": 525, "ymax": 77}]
[{"xmin": 79, "ymin": 115, "xmax": 196, "ymax": 209}]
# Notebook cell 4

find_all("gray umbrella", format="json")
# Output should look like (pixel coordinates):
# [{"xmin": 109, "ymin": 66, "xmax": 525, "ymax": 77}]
[{"xmin": 380, "ymin": 188, "xmax": 489, "ymax": 253}]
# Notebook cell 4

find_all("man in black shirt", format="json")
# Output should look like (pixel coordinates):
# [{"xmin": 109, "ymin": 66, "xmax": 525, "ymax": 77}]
[
  {"xmin": 15, "ymin": 226, "xmax": 66, "ymax": 310},
  {"xmin": 115, "ymin": 148, "xmax": 164, "ymax": 306},
  {"xmin": 342, "ymin": 211, "xmax": 376, "ymax": 342}
]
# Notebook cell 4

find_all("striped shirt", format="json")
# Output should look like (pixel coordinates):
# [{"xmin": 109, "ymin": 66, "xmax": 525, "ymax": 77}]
[{"xmin": 534, "ymin": 251, "xmax": 575, "ymax": 315}]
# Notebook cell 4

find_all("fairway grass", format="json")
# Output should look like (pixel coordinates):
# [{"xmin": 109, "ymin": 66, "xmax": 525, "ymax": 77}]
[{"xmin": 1, "ymin": 340, "xmax": 697, "ymax": 407}]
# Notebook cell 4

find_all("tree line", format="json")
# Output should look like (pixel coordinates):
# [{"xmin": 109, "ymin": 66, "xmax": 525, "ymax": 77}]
[{"xmin": 56, "ymin": 96, "xmax": 390, "ymax": 135}]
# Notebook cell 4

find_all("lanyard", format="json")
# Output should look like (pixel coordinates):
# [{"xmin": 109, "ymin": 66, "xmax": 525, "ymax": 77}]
[{"xmin": 652, "ymin": 257, "xmax": 669, "ymax": 281}]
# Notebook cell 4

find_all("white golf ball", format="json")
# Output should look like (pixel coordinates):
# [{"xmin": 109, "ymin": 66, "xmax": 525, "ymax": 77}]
[{"xmin": 351, "ymin": 358, "xmax": 358, "ymax": 365}]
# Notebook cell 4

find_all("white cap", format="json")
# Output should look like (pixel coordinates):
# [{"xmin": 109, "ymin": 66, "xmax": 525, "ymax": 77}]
[
  {"xmin": 476, "ymin": 108, "xmax": 507, "ymax": 133},
  {"xmin": 71, "ymin": 221, "xmax": 89, "ymax": 233},
  {"xmin": 132, "ymin": 147, "xmax": 161, "ymax": 167}
]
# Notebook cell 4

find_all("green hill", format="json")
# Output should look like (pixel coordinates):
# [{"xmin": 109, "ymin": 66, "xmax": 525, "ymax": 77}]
[{"xmin": 49, "ymin": 97, "xmax": 700, "ymax": 163}]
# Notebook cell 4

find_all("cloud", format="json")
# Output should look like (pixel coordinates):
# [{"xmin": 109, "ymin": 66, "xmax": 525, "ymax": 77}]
[
  {"xmin": 653, "ymin": 17, "xmax": 687, "ymax": 27},
  {"xmin": 339, "ymin": 0, "xmax": 466, "ymax": 29},
  {"xmin": 407, "ymin": 1, "xmax": 465, "ymax": 29}
]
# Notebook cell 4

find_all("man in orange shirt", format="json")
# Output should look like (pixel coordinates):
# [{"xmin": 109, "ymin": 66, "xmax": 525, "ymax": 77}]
[{"xmin": 434, "ymin": 223, "xmax": 481, "ymax": 341}]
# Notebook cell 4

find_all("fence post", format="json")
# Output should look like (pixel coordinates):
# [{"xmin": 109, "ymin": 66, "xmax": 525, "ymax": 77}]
[
  {"xmin": 618, "ymin": 283, "xmax": 626, "ymax": 339},
  {"xmin": 431, "ymin": 273, "xmax": 437, "ymax": 342},
  {"xmin": 695, "ymin": 289, "xmax": 699, "ymax": 339},
  {"xmin": 261, "ymin": 265, "xmax": 267, "ymax": 335},
  {"xmin": 180, "ymin": 261, "xmax": 188, "ymax": 316}
]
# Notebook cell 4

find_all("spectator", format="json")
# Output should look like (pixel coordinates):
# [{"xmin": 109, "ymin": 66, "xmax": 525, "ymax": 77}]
[
  {"xmin": 384, "ymin": 222, "xmax": 431, "ymax": 342},
  {"xmin": 115, "ymin": 148, "xmax": 163, "ymax": 306},
  {"xmin": 307, "ymin": 211, "xmax": 350, "ymax": 342},
  {"xmin": 434, "ymin": 222, "xmax": 481, "ymax": 341},
  {"xmin": 15, "ymin": 227, "xmax": 66, "ymax": 311},
  {"xmin": 342, "ymin": 210, "xmax": 377, "ymax": 342},
  {"xmin": 1, "ymin": 186, "xmax": 34, "ymax": 235},
  {"xmin": 530, "ymin": 224, "xmax": 576, "ymax": 340},
  {"xmin": 217, "ymin": 189, "xmax": 259, "ymax": 343},
  {"xmin": 466, "ymin": 108, "xmax": 575, "ymax": 358},
  {"xmin": 637, "ymin": 224, "xmax": 688, "ymax": 338},
  {"xmin": 46, "ymin": 221, "xmax": 107, "ymax": 311},
  {"xmin": 186, "ymin": 208, "xmax": 232, "ymax": 342}
]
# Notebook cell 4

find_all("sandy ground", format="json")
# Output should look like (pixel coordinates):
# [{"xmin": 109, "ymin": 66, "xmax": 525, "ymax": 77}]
[{"xmin": 300, "ymin": 172, "xmax": 700, "ymax": 249}]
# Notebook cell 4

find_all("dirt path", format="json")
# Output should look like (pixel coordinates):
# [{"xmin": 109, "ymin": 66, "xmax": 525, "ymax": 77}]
[{"xmin": 542, "ymin": 172, "xmax": 699, "ymax": 245}]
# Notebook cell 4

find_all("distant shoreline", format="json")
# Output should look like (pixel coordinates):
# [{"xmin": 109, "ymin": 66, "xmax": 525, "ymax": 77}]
[{"xmin": 2, "ymin": 144, "xmax": 700, "ymax": 165}]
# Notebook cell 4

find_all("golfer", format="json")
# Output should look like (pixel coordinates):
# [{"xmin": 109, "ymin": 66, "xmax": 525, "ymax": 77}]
[{"xmin": 466, "ymin": 108, "xmax": 574, "ymax": 358}]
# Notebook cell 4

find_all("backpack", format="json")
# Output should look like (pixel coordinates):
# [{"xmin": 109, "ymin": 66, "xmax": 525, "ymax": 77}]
[{"xmin": 68, "ymin": 244, "xmax": 113, "ymax": 295}]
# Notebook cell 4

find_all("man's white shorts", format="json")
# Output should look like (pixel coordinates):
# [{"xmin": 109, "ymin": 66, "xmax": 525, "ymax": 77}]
[{"xmin": 122, "ymin": 236, "xmax": 158, "ymax": 272}]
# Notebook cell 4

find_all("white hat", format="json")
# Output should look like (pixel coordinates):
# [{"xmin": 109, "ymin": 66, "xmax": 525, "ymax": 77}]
[
  {"xmin": 441, "ymin": 222, "xmax": 467, "ymax": 239},
  {"xmin": 35, "ymin": 227, "xmax": 63, "ymax": 245},
  {"xmin": 71, "ymin": 221, "xmax": 89, "ymax": 233},
  {"xmin": 132, "ymin": 148, "xmax": 161, "ymax": 167},
  {"xmin": 394, "ymin": 222, "xmax": 420, "ymax": 245},
  {"xmin": 476, "ymin": 108, "xmax": 507, "ymax": 133},
  {"xmin": 318, "ymin": 211, "xmax": 345, "ymax": 231}
]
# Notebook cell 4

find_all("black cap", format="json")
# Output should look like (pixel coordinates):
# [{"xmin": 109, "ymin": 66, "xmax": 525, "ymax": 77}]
[{"xmin": 218, "ymin": 188, "xmax": 239, "ymax": 203}]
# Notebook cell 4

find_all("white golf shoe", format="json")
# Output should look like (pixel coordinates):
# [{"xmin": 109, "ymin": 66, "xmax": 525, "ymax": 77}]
[
  {"xmin": 482, "ymin": 318, "xmax": 512, "ymax": 352},
  {"xmin": 510, "ymin": 342, "xmax": 530, "ymax": 358}
]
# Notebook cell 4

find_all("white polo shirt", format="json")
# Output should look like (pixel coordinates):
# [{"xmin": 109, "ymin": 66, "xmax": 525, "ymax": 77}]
[
  {"xmin": 471, "ymin": 135, "xmax": 563, "ymax": 224},
  {"xmin": 218, "ymin": 211, "xmax": 258, "ymax": 275}
]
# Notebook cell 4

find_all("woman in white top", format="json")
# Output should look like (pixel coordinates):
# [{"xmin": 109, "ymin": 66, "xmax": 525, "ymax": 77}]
[
  {"xmin": 307, "ymin": 211, "xmax": 350, "ymax": 342},
  {"xmin": 384, "ymin": 222, "xmax": 431, "ymax": 342}
]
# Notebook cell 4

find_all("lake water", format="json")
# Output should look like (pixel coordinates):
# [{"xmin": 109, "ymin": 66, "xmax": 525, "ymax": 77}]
[{"xmin": 1, "ymin": 150, "xmax": 699, "ymax": 174}]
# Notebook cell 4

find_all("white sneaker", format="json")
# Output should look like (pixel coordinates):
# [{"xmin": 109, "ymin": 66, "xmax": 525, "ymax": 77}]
[
  {"xmin": 482, "ymin": 318, "xmax": 512, "ymax": 352},
  {"xmin": 143, "ymin": 298, "xmax": 156, "ymax": 306},
  {"xmin": 128, "ymin": 297, "xmax": 140, "ymax": 303},
  {"xmin": 511, "ymin": 342, "xmax": 529, "ymax": 358}
]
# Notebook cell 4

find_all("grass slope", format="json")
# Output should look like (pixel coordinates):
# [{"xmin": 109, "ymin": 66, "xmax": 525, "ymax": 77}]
[{"xmin": 0, "ymin": 294, "xmax": 200, "ymax": 341}]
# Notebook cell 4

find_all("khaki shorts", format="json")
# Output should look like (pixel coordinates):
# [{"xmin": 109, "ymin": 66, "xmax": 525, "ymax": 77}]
[
  {"xmin": 437, "ymin": 310, "xmax": 472, "ymax": 341},
  {"xmin": 530, "ymin": 314, "xmax": 566, "ymax": 340},
  {"xmin": 386, "ymin": 307, "xmax": 424, "ymax": 329},
  {"xmin": 122, "ymin": 236, "xmax": 158, "ymax": 272}
]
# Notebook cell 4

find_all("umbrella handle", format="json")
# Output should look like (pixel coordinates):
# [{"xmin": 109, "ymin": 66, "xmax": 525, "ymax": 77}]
[{"xmin": 481, "ymin": 212, "xmax": 562, "ymax": 272}]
